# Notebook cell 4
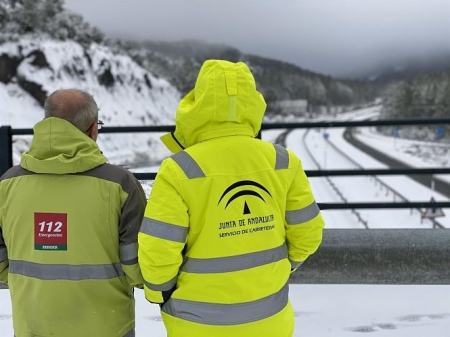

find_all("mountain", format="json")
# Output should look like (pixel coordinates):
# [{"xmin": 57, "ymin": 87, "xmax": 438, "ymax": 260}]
[
  {"xmin": 353, "ymin": 53, "xmax": 450, "ymax": 86},
  {"xmin": 123, "ymin": 39, "xmax": 377, "ymax": 113}
]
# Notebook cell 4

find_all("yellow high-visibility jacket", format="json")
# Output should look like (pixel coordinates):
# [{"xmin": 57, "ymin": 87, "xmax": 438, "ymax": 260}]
[
  {"xmin": 138, "ymin": 60, "xmax": 324, "ymax": 337},
  {"xmin": 0, "ymin": 117, "xmax": 146, "ymax": 337}
]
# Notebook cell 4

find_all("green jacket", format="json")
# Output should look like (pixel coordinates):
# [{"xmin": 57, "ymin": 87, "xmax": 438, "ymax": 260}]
[
  {"xmin": 139, "ymin": 60, "xmax": 324, "ymax": 337},
  {"xmin": 0, "ymin": 117, "xmax": 146, "ymax": 337}
]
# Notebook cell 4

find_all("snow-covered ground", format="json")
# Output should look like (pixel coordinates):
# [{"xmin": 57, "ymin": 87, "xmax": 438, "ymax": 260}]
[
  {"xmin": 355, "ymin": 126, "xmax": 450, "ymax": 184},
  {"xmin": 1, "ymin": 106, "xmax": 449, "ymax": 336},
  {"xmin": 294, "ymin": 126, "xmax": 450, "ymax": 229},
  {"xmin": 1, "ymin": 286, "xmax": 449, "ymax": 337}
]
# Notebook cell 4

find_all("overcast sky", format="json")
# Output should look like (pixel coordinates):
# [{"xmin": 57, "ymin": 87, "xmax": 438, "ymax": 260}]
[{"xmin": 64, "ymin": 0, "xmax": 450, "ymax": 77}]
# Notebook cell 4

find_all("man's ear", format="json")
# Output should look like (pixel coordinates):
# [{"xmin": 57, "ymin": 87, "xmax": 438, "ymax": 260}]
[{"xmin": 87, "ymin": 122, "xmax": 98, "ymax": 141}]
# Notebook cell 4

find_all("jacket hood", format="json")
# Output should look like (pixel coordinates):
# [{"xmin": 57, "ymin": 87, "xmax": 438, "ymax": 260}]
[
  {"xmin": 161, "ymin": 60, "xmax": 267, "ymax": 153},
  {"xmin": 21, "ymin": 117, "xmax": 106, "ymax": 174}
]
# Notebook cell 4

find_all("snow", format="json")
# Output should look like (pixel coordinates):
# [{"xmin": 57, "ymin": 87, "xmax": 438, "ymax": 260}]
[
  {"xmin": 279, "ymin": 106, "xmax": 449, "ymax": 229},
  {"xmin": 1, "ymin": 286, "xmax": 449, "ymax": 337},
  {"xmin": 1, "ymin": 37, "xmax": 181, "ymax": 165},
  {"xmin": 2, "ymin": 45, "xmax": 449, "ymax": 337},
  {"xmin": 355, "ymin": 126, "xmax": 450, "ymax": 184}
]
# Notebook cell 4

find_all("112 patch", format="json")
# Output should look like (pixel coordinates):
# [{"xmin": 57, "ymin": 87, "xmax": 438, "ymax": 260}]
[{"xmin": 34, "ymin": 213, "xmax": 68, "ymax": 251}]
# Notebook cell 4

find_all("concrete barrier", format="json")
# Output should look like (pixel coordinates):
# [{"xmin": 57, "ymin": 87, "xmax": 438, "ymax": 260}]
[
  {"xmin": 1, "ymin": 229, "xmax": 448, "ymax": 290},
  {"xmin": 290, "ymin": 229, "xmax": 450, "ymax": 285}
]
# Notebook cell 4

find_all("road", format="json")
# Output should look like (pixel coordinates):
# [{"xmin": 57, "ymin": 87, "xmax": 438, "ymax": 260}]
[{"xmin": 344, "ymin": 127, "xmax": 450, "ymax": 198}]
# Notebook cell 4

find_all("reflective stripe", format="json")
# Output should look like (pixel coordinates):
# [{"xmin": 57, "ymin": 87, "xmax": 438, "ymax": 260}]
[
  {"xmin": 289, "ymin": 259, "xmax": 303, "ymax": 269},
  {"xmin": 286, "ymin": 201, "xmax": 320, "ymax": 225},
  {"xmin": 9, "ymin": 260, "xmax": 124, "ymax": 280},
  {"xmin": 120, "ymin": 243, "xmax": 138, "ymax": 265},
  {"xmin": 181, "ymin": 244, "xmax": 287, "ymax": 273},
  {"xmin": 274, "ymin": 144, "xmax": 289, "ymax": 170},
  {"xmin": 123, "ymin": 328, "xmax": 135, "ymax": 337},
  {"xmin": 171, "ymin": 151, "xmax": 205, "ymax": 179},
  {"xmin": 0, "ymin": 248, "xmax": 7, "ymax": 263},
  {"xmin": 140, "ymin": 217, "xmax": 187, "ymax": 243},
  {"xmin": 162, "ymin": 283, "xmax": 289, "ymax": 325},
  {"xmin": 144, "ymin": 275, "xmax": 177, "ymax": 291}
]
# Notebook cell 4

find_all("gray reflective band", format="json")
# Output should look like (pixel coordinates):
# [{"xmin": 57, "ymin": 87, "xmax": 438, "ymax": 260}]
[
  {"xmin": 0, "ymin": 248, "xmax": 7, "ymax": 262},
  {"xmin": 274, "ymin": 144, "xmax": 289, "ymax": 170},
  {"xmin": 289, "ymin": 259, "xmax": 303, "ymax": 269},
  {"xmin": 162, "ymin": 283, "xmax": 289, "ymax": 325},
  {"xmin": 9, "ymin": 260, "xmax": 124, "ymax": 280},
  {"xmin": 123, "ymin": 328, "xmax": 135, "ymax": 337},
  {"xmin": 171, "ymin": 151, "xmax": 205, "ymax": 179},
  {"xmin": 140, "ymin": 217, "xmax": 187, "ymax": 243},
  {"xmin": 120, "ymin": 243, "xmax": 138, "ymax": 265},
  {"xmin": 286, "ymin": 201, "xmax": 320, "ymax": 225},
  {"xmin": 144, "ymin": 275, "xmax": 177, "ymax": 291},
  {"xmin": 181, "ymin": 244, "xmax": 287, "ymax": 274}
]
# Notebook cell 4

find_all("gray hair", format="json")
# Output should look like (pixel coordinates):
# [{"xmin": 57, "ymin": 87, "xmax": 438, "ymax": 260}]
[{"xmin": 44, "ymin": 89, "xmax": 98, "ymax": 132}]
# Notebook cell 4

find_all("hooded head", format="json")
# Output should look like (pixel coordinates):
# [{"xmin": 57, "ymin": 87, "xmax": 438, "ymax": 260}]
[{"xmin": 161, "ymin": 60, "xmax": 267, "ymax": 153}]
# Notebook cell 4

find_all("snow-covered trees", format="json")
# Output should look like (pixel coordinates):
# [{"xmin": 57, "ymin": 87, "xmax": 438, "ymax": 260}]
[
  {"xmin": 381, "ymin": 72, "xmax": 450, "ymax": 119},
  {"xmin": 0, "ymin": 0, "xmax": 104, "ymax": 45}
]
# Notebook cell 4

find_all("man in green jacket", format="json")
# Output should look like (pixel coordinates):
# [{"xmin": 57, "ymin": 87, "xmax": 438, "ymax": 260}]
[{"xmin": 0, "ymin": 89, "xmax": 146, "ymax": 337}]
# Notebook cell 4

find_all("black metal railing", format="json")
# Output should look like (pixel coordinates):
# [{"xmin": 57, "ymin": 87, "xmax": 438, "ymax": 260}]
[{"xmin": 2, "ymin": 118, "xmax": 450, "ymax": 214}]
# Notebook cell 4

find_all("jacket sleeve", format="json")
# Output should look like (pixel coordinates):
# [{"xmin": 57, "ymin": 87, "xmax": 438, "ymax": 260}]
[
  {"xmin": 0, "ymin": 227, "xmax": 8, "ymax": 285},
  {"xmin": 119, "ymin": 173, "xmax": 147, "ymax": 288},
  {"xmin": 0, "ymin": 184, "xmax": 8, "ymax": 285},
  {"xmin": 138, "ymin": 159, "xmax": 188, "ymax": 304},
  {"xmin": 285, "ymin": 153, "xmax": 325, "ymax": 270}
]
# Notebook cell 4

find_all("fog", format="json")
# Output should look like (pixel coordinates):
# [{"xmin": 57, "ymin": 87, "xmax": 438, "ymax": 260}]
[{"xmin": 64, "ymin": 0, "xmax": 450, "ymax": 77}]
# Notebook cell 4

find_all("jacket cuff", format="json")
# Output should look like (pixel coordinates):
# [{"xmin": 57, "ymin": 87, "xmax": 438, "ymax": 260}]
[{"xmin": 143, "ymin": 286, "xmax": 164, "ymax": 304}]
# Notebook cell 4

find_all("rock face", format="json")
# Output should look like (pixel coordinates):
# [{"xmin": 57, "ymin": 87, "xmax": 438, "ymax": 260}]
[
  {"xmin": 27, "ymin": 50, "xmax": 50, "ymax": 69},
  {"xmin": 0, "ymin": 54, "xmax": 21, "ymax": 84},
  {"xmin": 97, "ymin": 59, "xmax": 114, "ymax": 87},
  {"xmin": 0, "ymin": 37, "xmax": 181, "ymax": 166},
  {"xmin": 17, "ymin": 76, "xmax": 47, "ymax": 106}
]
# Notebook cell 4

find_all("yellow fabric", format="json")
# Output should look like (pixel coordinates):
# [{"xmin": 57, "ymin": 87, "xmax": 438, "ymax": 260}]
[
  {"xmin": 139, "ymin": 140, "xmax": 324, "ymax": 336},
  {"xmin": 160, "ymin": 132, "xmax": 184, "ymax": 154},
  {"xmin": 139, "ymin": 60, "xmax": 324, "ymax": 336},
  {"xmin": 122, "ymin": 264, "xmax": 144, "ymax": 288},
  {"xmin": 143, "ymin": 286, "xmax": 164, "ymax": 303},
  {"xmin": 0, "ymin": 261, "xmax": 7, "ymax": 284},
  {"xmin": 21, "ymin": 117, "xmax": 106, "ymax": 174},
  {"xmin": 160, "ymin": 60, "xmax": 266, "ymax": 153},
  {"xmin": 161, "ymin": 303, "xmax": 294, "ymax": 337},
  {"xmin": 1, "ymin": 119, "xmax": 145, "ymax": 337}
]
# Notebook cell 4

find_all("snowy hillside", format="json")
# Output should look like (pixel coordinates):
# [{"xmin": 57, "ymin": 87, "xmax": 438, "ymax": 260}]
[{"xmin": 0, "ymin": 36, "xmax": 181, "ymax": 165}]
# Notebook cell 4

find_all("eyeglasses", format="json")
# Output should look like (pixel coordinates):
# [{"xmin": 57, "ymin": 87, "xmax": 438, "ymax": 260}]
[
  {"xmin": 86, "ymin": 120, "xmax": 104, "ymax": 133},
  {"xmin": 97, "ymin": 120, "xmax": 104, "ymax": 130}
]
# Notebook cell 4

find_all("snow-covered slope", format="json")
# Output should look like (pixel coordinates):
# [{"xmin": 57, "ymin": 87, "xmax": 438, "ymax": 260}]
[{"xmin": 0, "ymin": 36, "xmax": 181, "ymax": 165}]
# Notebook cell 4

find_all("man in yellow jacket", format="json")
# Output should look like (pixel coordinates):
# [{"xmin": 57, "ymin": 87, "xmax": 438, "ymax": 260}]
[
  {"xmin": 0, "ymin": 89, "xmax": 146, "ymax": 337},
  {"xmin": 138, "ymin": 60, "xmax": 325, "ymax": 337}
]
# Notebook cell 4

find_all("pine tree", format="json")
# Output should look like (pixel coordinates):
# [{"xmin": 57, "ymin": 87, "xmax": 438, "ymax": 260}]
[
  {"xmin": 14, "ymin": 0, "xmax": 40, "ymax": 32},
  {"xmin": 42, "ymin": 0, "xmax": 63, "ymax": 19}
]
